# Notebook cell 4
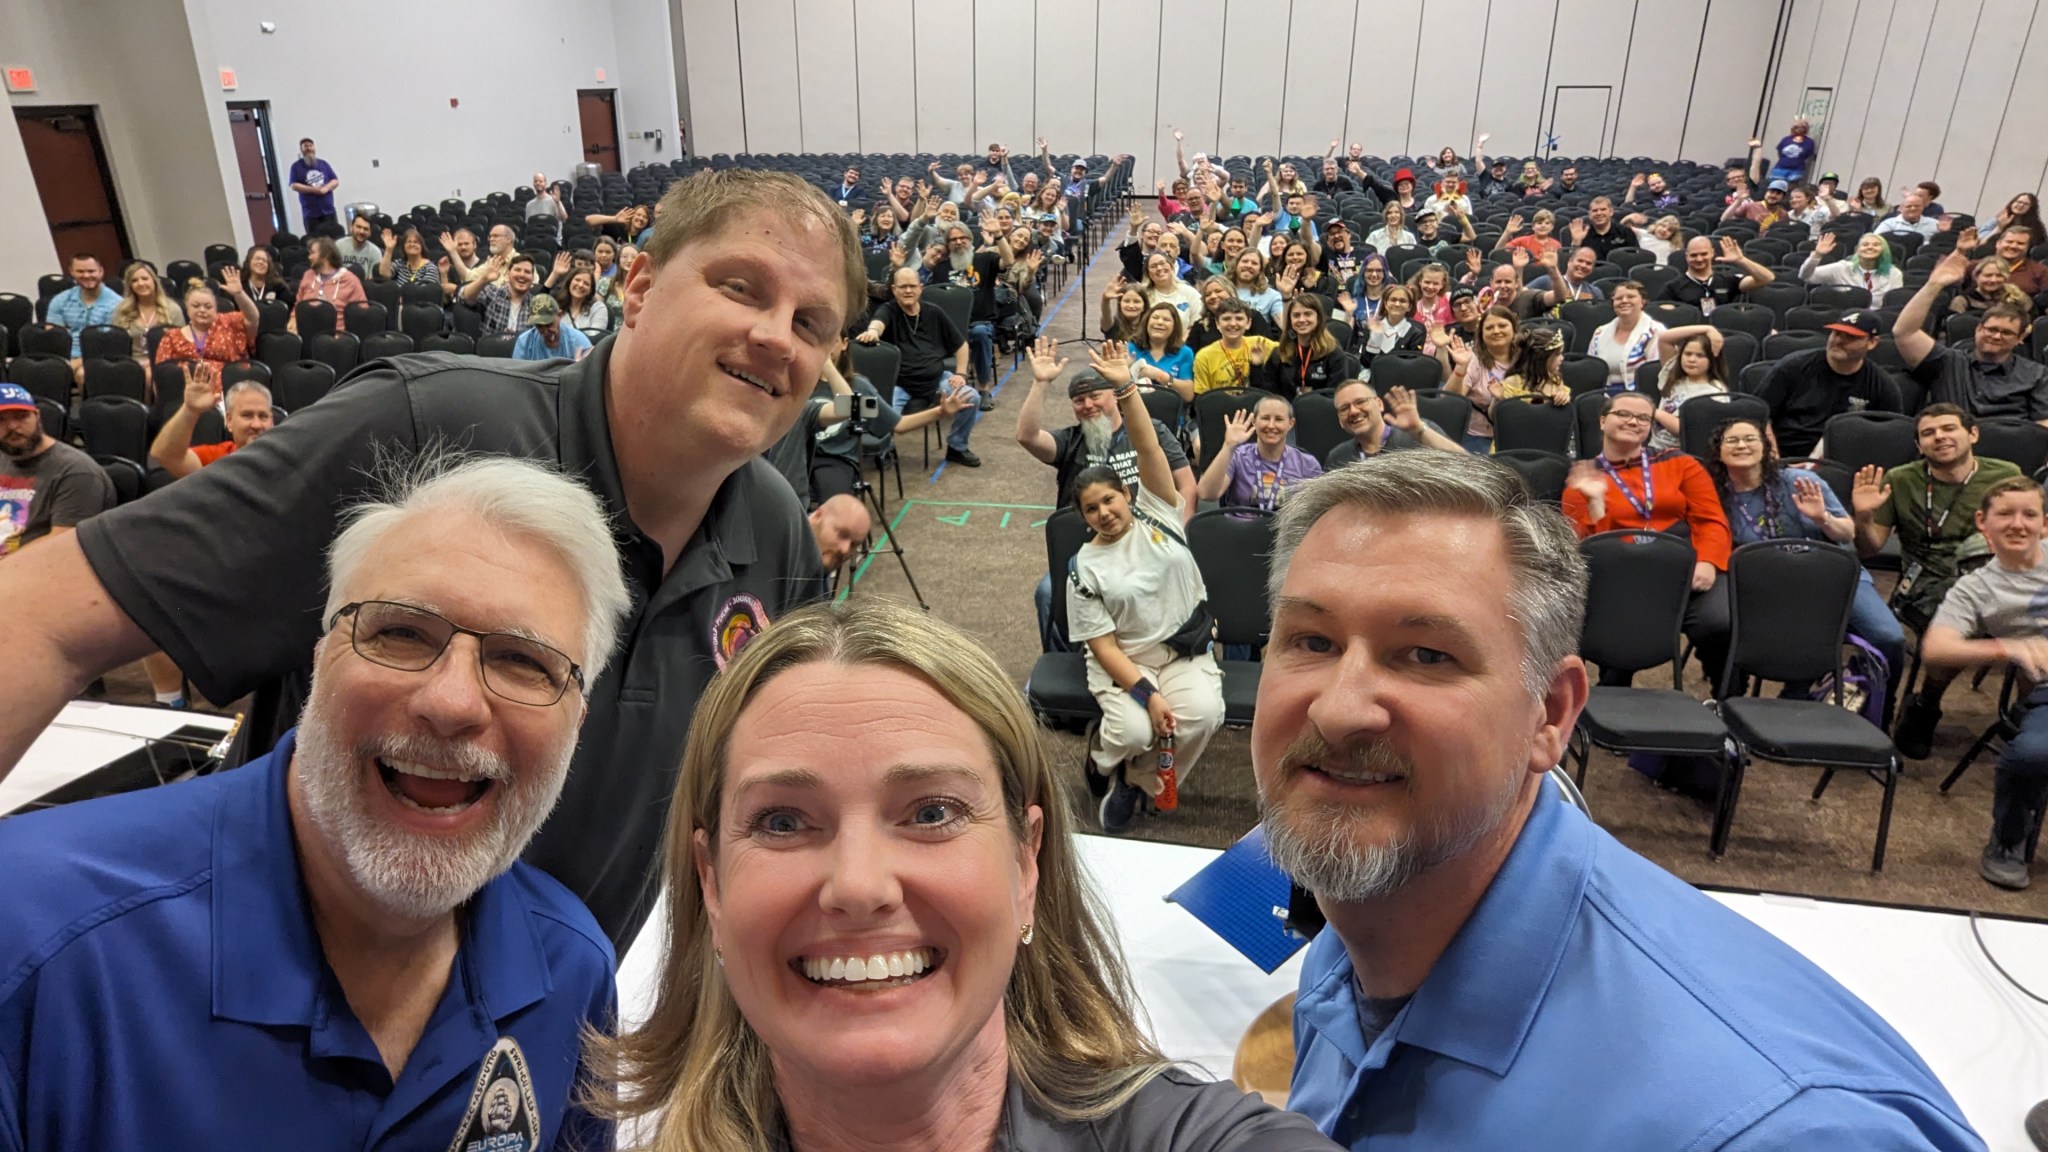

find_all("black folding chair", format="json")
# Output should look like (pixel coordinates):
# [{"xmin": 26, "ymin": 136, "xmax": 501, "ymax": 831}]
[
  {"xmin": 1676, "ymin": 392, "xmax": 1770, "ymax": 460},
  {"xmin": 1023, "ymin": 508, "xmax": 1103, "ymax": 753},
  {"xmin": 1291, "ymin": 389, "xmax": 1346, "ymax": 464},
  {"xmin": 1491, "ymin": 397, "xmax": 1575, "ymax": 454},
  {"xmin": 1975, "ymin": 418, "xmax": 2048, "ymax": 477},
  {"xmin": 1490, "ymin": 448, "xmax": 1570, "ymax": 504},
  {"xmin": 1568, "ymin": 531, "xmax": 1727, "ymax": 787},
  {"xmin": 1715, "ymin": 540, "xmax": 1900, "ymax": 870},
  {"xmin": 1192, "ymin": 387, "xmax": 1276, "ymax": 473},
  {"xmin": 1187, "ymin": 507, "xmax": 1276, "ymax": 728}
]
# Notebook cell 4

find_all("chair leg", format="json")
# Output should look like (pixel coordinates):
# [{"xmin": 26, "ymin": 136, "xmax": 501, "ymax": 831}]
[
  {"xmin": 1939, "ymin": 721, "xmax": 2008, "ymax": 793},
  {"xmin": 1711, "ymin": 743, "xmax": 1745, "ymax": 857},
  {"xmin": 1871, "ymin": 758, "xmax": 1898, "ymax": 871},
  {"xmin": 1568, "ymin": 727, "xmax": 1588, "ymax": 787},
  {"xmin": 1811, "ymin": 768, "xmax": 1836, "ymax": 800}
]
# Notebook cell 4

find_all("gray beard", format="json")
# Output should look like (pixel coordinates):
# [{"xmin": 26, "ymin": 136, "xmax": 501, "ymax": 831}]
[
  {"xmin": 949, "ymin": 248, "xmax": 975, "ymax": 274},
  {"xmin": 293, "ymin": 671, "xmax": 576, "ymax": 920},
  {"xmin": 1079, "ymin": 413, "xmax": 1117, "ymax": 460},
  {"xmin": 1259, "ymin": 736, "xmax": 1528, "ymax": 902}
]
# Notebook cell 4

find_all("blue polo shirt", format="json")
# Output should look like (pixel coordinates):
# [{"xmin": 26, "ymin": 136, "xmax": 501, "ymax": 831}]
[
  {"xmin": 512, "ymin": 323, "xmax": 594, "ymax": 362},
  {"xmin": 1289, "ymin": 785, "xmax": 1983, "ymax": 1150},
  {"xmin": 43, "ymin": 286, "xmax": 121, "ymax": 356},
  {"xmin": 0, "ymin": 729, "xmax": 616, "ymax": 1152}
]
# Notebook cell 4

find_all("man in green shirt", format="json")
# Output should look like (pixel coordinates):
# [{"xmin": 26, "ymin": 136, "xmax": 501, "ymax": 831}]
[{"xmin": 1852, "ymin": 403, "xmax": 2021, "ymax": 757}]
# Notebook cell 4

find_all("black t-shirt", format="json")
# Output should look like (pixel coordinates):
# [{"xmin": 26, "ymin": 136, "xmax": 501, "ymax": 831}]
[
  {"xmin": 1659, "ymin": 270, "xmax": 1746, "ymax": 310},
  {"xmin": 1312, "ymin": 174, "xmax": 1359, "ymax": 197},
  {"xmin": 872, "ymin": 301, "xmax": 966, "ymax": 393},
  {"xmin": 1049, "ymin": 418, "xmax": 1191, "ymax": 506},
  {"xmin": 1261, "ymin": 347, "xmax": 1363, "ymax": 398},
  {"xmin": 953, "ymin": 249, "xmax": 1005, "ymax": 322},
  {"xmin": 1752, "ymin": 347, "xmax": 1904, "ymax": 457},
  {"xmin": 73, "ymin": 343, "xmax": 827, "ymax": 951},
  {"xmin": 1320, "ymin": 245, "xmax": 1364, "ymax": 284}
]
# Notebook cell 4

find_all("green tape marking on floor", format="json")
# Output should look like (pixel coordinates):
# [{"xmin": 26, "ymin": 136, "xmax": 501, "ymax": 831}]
[{"xmin": 936, "ymin": 510, "xmax": 971, "ymax": 526}]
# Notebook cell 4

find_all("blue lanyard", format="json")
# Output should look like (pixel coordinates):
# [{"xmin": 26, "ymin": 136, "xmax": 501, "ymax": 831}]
[{"xmin": 1598, "ymin": 451, "xmax": 1655, "ymax": 520}]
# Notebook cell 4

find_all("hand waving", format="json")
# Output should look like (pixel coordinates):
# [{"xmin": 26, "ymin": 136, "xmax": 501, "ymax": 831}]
[
  {"xmin": 1850, "ymin": 464, "xmax": 1892, "ymax": 516},
  {"xmin": 182, "ymin": 360, "xmax": 222, "ymax": 413},
  {"xmin": 1028, "ymin": 335, "xmax": 1068, "ymax": 384},
  {"xmin": 1088, "ymin": 340, "xmax": 1134, "ymax": 386},
  {"xmin": 1813, "ymin": 231, "xmax": 1837, "ymax": 257},
  {"xmin": 1386, "ymin": 385, "xmax": 1424, "ymax": 431},
  {"xmin": 1791, "ymin": 475, "xmax": 1831, "ymax": 523},
  {"xmin": 1222, "ymin": 408, "xmax": 1256, "ymax": 447}
]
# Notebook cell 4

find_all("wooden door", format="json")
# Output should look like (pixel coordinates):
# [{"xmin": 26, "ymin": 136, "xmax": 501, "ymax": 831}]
[
  {"xmin": 227, "ymin": 104, "xmax": 282, "ymax": 245},
  {"xmin": 577, "ymin": 90, "xmax": 621, "ymax": 173},
  {"xmin": 14, "ymin": 106, "xmax": 130, "ymax": 267}
]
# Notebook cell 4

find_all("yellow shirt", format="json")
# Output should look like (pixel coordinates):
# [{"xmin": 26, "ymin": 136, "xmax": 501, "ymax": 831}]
[{"xmin": 1193, "ymin": 336, "xmax": 1276, "ymax": 394}]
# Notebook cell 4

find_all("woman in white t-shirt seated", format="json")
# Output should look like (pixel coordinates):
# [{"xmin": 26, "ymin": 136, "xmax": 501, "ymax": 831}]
[
  {"xmin": 1066, "ymin": 344, "xmax": 1228, "ymax": 836},
  {"xmin": 1585, "ymin": 280, "xmax": 1666, "ymax": 389}
]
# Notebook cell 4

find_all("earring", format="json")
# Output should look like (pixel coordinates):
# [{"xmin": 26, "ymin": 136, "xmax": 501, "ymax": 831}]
[
  {"xmin": 1019, "ymin": 923, "xmax": 1034, "ymax": 946},
  {"xmin": 715, "ymin": 947, "xmax": 725, "ymax": 968}
]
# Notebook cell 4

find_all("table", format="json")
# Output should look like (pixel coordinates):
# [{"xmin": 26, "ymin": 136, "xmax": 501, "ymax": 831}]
[
  {"xmin": 621, "ymin": 834, "xmax": 2048, "ymax": 1152},
  {"xmin": 0, "ymin": 700, "xmax": 235, "ymax": 816}
]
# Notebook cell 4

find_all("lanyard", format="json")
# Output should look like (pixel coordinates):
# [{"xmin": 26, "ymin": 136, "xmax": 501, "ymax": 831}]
[
  {"xmin": 189, "ymin": 326, "xmax": 208, "ymax": 357},
  {"xmin": 1599, "ymin": 451, "xmax": 1655, "ymax": 520},
  {"xmin": 1922, "ymin": 459, "xmax": 1978, "ymax": 539}
]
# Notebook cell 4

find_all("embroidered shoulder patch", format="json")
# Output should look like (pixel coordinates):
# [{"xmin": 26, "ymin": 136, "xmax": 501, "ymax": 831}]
[
  {"xmin": 447, "ymin": 1036, "xmax": 543, "ymax": 1152},
  {"xmin": 711, "ymin": 592, "xmax": 770, "ymax": 670}
]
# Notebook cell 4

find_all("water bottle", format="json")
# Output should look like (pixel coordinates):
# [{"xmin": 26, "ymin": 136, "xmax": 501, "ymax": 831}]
[{"xmin": 1155, "ymin": 733, "xmax": 1178, "ymax": 812}]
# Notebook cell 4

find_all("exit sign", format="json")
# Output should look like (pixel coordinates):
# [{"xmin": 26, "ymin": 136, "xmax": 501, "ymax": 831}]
[
  {"xmin": 219, "ymin": 68, "xmax": 237, "ymax": 90},
  {"xmin": 3, "ymin": 68, "xmax": 33, "ymax": 93}
]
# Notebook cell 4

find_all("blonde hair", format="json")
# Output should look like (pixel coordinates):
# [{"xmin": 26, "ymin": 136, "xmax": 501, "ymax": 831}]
[
  {"xmin": 110, "ymin": 263, "xmax": 183, "ymax": 332},
  {"xmin": 587, "ymin": 598, "xmax": 1169, "ymax": 1150},
  {"xmin": 642, "ymin": 168, "xmax": 866, "ymax": 327}
]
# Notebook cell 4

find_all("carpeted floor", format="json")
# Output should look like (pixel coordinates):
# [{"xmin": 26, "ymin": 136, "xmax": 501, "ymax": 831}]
[{"xmin": 97, "ymin": 202, "xmax": 2046, "ymax": 921}]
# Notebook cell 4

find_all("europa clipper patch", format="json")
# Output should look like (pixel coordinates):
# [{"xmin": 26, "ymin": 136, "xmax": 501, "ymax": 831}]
[
  {"xmin": 447, "ymin": 1036, "xmax": 543, "ymax": 1152},
  {"xmin": 711, "ymin": 592, "xmax": 770, "ymax": 670}
]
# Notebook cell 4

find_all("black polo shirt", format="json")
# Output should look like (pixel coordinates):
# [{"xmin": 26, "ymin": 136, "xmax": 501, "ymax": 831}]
[
  {"xmin": 1658, "ymin": 270, "xmax": 1746, "ymax": 312},
  {"xmin": 75, "ymin": 342, "xmax": 826, "ymax": 950},
  {"xmin": 1578, "ymin": 223, "xmax": 1634, "ymax": 262}
]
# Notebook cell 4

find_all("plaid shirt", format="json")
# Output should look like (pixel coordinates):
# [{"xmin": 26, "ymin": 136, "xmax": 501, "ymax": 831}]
[{"xmin": 478, "ymin": 282, "xmax": 533, "ymax": 335}]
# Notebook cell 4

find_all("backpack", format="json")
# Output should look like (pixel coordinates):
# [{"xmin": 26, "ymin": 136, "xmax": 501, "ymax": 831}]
[{"xmin": 1805, "ymin": 633, "xmax": 1891, "ymax": 728}]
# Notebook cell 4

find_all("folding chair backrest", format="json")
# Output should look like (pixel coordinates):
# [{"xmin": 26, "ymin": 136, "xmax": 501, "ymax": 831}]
[
  {"xmin": 1724, "ymin": 540, "xmax": 1859, "ymax": 693},
  {"xmin": 1579, "ymin": 530, "xmax": 1696, "ymax": 681},
  {"xmin": 1043, "ymin": 506, "xmax": 1095, "ymax": 647},
  {"xmin": 1193, "ymin": 387, "xmax": 1276, "ymax": 473},
  {"xmin": 1187, "ymin": 507, "xmax": 1277, "ymax": 647},
  {"xmin": 1677, "ymin": 392, "xmax": 1770, "ymax": 460}
]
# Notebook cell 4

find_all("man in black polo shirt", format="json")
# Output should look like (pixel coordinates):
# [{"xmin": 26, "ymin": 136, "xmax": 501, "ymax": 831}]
[
  {"xmin": 1014, "ymin": 336, "xmax": 1195, "ymax": 651},
  {"xmin": 0, "ymin": 168, "xmax": 865, "ymax": 952},
  {"xmin": 857, "ymin": 267, "xmax": 982, "ymax": 466},
  {"xmin": 1658, "ymin": 235, "xmax": 1774, "ymax": 315},
  {"xmin": 1752, "ymin": 309, "xmax": 1904, "ymax": 456},
  {"xmin": 1896, "ymin": 251, "xmax": 2048, "ymax": 424},
  {"xmin": 1576, "ymin": 197, "xmax": 1634, "ymax": 262}
]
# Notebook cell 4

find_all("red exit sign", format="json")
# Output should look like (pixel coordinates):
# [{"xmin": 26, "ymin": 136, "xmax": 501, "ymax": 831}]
[{"xmin": 3, "ymin": 68, "xmax": 34, "ymax": 93}]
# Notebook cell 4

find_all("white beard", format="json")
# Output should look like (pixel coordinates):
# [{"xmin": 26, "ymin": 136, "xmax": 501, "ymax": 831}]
[
  {"xmin": 1079, "ymin": 413, "xmax": 1117, "ymax": 460},
  {"xmin": 293, "ymin": 679, "xmax": 576, "ymax": 920},
  {"xmin": 949, "ymin": 248, "xmax": 975, "ymax": 275}
]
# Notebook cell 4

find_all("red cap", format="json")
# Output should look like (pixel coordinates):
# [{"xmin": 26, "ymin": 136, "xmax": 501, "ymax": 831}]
[{"xmin": 1394, "ymin": 167, "xmax": 1415, "ymax": 184}]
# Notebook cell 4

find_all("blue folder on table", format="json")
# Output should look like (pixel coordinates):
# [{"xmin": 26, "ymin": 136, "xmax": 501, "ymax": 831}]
[{"xmin": 1166, "ymin": 826, "xmax": 1309, "ymax": 973}]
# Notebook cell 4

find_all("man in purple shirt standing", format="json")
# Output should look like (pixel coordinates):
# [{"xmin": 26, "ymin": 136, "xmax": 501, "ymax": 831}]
[
  {"xmin": 288, "ymin": 137, "xmax": 341, "ymax": 233},
  {"xmin": 1195, "ymin": 394, "xmax": 1323, "ymax": 510}
]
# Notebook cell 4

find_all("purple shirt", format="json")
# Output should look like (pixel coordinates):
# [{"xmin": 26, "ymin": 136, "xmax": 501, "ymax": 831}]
[{"xmin": 1225, "ymin": 441, "xmax": 1323, "ymax": 510}]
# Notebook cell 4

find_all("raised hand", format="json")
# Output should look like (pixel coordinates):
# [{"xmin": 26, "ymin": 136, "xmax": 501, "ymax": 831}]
[
  {"xmin": 1747, "ymin": 138, "xmax": 1762, "ymax": 149},
  {"xmin": 1813, "ymin": 231, "xmax": 1837, "ymax": 256},
  {"xmin": 1929, "ymin": 251, "xmax": 1972, "ymax": 288},
  {"xmin": 1956, "ymin": 226, "xmax": 1979, "ymax": 253},
  {"xmin": 1850, "ymin": 464, "xmax": 1891, "ymax": 515},
  {"xmin": 551, "ymin": 251, "xmax": 572, "ymax": 277},
  {"xmin": 851, "ymin": 207, "xmax": 867, "ymax": 226},
  {"xmin": 1567, "ymin": 460, "xmax": 1609, "ymax": 503},
  {"xmin": 1511, "ymin": 248, "xmax": 1530, "ymax": 270},
  {"xmin": 1476, "ymin": 132, "xmax": 1490, "ymax": 145},
  {"xmin": 218, "ymin": 266, "xmax": 242, "ymax": 296},
  {"xmin": 182, "ymin": 360, "xmax": 222, "ymax": 412},
  {"xmin": 1466, "ymin": 248, "xmax": 1483, "ymax": 274},
  {"xmin": 1425, "ymin": 323, "xmax": 1450, "ymax": 347},
  {"xmin": 1173, "ymin": 128, "xmax": 1185, "ymax": 142},
  {"xmin": 380, "ymin": 227, "xmax": 397, "ymax": 250},
  {"xmin": 888, "ymin": 243, "xmax": 907, "ymax": 269},
  {"xmin": 1387, "ymin": 385, "xmax": 1423, "ymax": 430},
  {"xmin": 1248, "ymin": 339, "xmax": 1273, "ymax": 366},
  {"xmin": 1791, "ymin": 475, "xmax": 1831, "ymax": 523},
  {"xmin": 1504, "ymin": 213, "xmax": 1525, "ymax": 235},
  {"xmin": 1569, "ymin": 217, "xmax": 1589, "ymax": 243},
  {"xmin": 1629, "ymin": 173, "xmax": 1645, "ymax": 188},
  {"xmin": 1088, "ymin": 340, "xmax": 1134, "ymax": 386},
  {"xmin": 1718, "ymin": 235, "xmax": 1745, "ymax": 262},
  {"xmin": 1028, "ymin": 335, "xmax": 1067, "ymax": 383},
  {"xmin": 1222, "ymin": 408, "xmax": 1256, "ymax": 447},
  {"xmin": 1447, "ymin": 333, "xmax": 1472, "ymax": 367},
  {"xmin": 439, "ymin": 230, "xmax": 458, "ymax": 252},
  {"xmin": 1936, "ymin": 214, "xmax": 1955, "ymax": 233}
]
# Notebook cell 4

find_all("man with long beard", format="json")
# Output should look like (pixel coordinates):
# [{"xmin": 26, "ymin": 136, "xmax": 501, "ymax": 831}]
[
  {"xmin": 1015, "ymin": 336, "xmax": 1195, "ymax": 652},
  {"xmin": 1255, "ymin": 452, "xmax": 1982, "ymax": 1150},
  {"xmin": 0, "ymin": 455, "xmax": 630, "ymax": 1150}
]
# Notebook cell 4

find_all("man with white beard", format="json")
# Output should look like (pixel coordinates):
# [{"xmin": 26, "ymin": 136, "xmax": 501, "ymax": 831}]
[
  {"xmin": 0, "ymin": 455, "xmax": 631, "ymax": 1151},
  {"xmin": 1015, "ymin": 336, "xmax": 1196, "ymax": 651},
  {"xmin": 1255, "ymin": 453, "xmax": 1982, "ymax": 1151}
]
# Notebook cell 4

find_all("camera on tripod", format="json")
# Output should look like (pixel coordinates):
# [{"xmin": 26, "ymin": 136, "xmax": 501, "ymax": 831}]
[{"xmin": 832, "ymin": 393, "xmax": 881, "ymax": 423}]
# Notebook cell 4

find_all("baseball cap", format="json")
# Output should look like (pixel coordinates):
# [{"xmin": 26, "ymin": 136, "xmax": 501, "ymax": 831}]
[
  {"xmin": 1766, "ymin": 178, "xmax": 1790, "ymax": 192},
  {"xmin": 1449, "ymin": 286, "xmax": 1477, "ymax": 304},
  {"xmin": 527, "ymin": 294, "xmax": 560, "ymax": 324},
  {"xmin": 1414, "ymin": 208, "xmax": 1438, "ymax": 222},
  {"xmin": 1490, "ymin": 157, "xmax": 1508, "ymax": 168},
  {"xmin": 1824, "ymin": 308, "xmax": 1884, "ymax": 339},
  {"xmin": 0, "ymin": 384, "xmax": 35, "ymax": 412},
  {"xmin": 1067, "ymin": 371, "xmax": 1115, "ymax": 399},
  {"xmin": 1819, "ymin": 172, "xmax": 1840, "ymax": 183},
  {"xmin": 1326, "ymin": 219, "xmax": 1349, "ymax": 232}
]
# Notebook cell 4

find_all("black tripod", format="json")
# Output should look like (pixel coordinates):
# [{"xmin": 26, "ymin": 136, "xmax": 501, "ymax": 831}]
[{"xmin": 840, "ymin": 411, "xmax": 928, "ymax": 609}]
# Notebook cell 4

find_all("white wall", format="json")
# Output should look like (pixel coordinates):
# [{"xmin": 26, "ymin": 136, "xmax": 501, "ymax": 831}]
[
  {"xmin": 1765, "ymin": 0, "xmax": 2048, "ymax": 219},
  {"xmin": 1, "ymin": 0, "xmax": 241, "ymax": 281},
  {"xmin": 673, "ymin": 0, "xmax": 1791, "ymax": 186}
]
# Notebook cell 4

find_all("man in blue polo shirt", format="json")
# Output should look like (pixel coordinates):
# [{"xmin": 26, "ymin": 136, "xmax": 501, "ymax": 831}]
[
  {"xmin": 0, "ymin": 453, "xmax": 631, "ymax": 1150},
  {"xmin": 43, "ymin": 252, "xmax": 120, "ymax": 377},
  {"xmin": 1253, "ymin": 452, "xmax": 1983, "ymax": 1150}
]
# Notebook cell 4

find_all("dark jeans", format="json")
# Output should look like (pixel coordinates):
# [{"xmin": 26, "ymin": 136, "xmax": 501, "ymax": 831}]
[{"xmin": 1995, "ymin": 686, "xmax": 2048, "ymax": 851}]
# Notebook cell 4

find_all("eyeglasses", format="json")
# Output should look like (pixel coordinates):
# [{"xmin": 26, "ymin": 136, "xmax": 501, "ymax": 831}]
[
  {"xmin": 1720, "ymin": 435, "xmax": 1764, "ymax": 446},
  {"xmin": 1607, "ymin": 412, "xmax": 1653, "ymax": 426},
  {"xmin": 326, "ymin": 600, "xmax": 583, "ymax": 706}
]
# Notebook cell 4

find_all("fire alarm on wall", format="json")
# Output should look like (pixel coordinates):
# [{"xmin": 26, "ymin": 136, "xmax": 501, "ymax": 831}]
[{"xmin": 3, "ymin": 67, "xmax": 34, "ymax": 93}]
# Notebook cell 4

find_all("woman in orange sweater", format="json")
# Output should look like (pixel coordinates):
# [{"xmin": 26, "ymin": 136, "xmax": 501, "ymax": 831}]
[{"xmin": 1563, "ymin": 389, "xmax": 1736, "ymax": 693}]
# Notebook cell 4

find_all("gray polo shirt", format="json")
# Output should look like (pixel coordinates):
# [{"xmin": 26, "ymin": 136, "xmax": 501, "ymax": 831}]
[
  {"xmin": 75, "ymin": 341, "xmax": 826, "ymax": 949},
  {"xmin": 1911, "ymin": 342, "xmax": 2048, "ymax": 421}
]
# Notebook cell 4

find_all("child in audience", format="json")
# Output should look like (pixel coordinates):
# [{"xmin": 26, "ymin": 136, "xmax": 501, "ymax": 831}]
[{"xmin": 1649, "ymin": 326, "xmax": 1730, "ymax": 452}]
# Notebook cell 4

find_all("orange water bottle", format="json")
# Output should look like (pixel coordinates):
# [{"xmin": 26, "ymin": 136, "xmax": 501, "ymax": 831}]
[{"xmin": 1155, "ymin": 733, "xmax": 1178, "ymax": 812}]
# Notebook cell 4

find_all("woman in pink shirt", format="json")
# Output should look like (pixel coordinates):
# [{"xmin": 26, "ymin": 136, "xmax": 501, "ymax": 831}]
[{"xmin": 295, "ymin": 237, "xmax": 367, "ymax": 309}]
